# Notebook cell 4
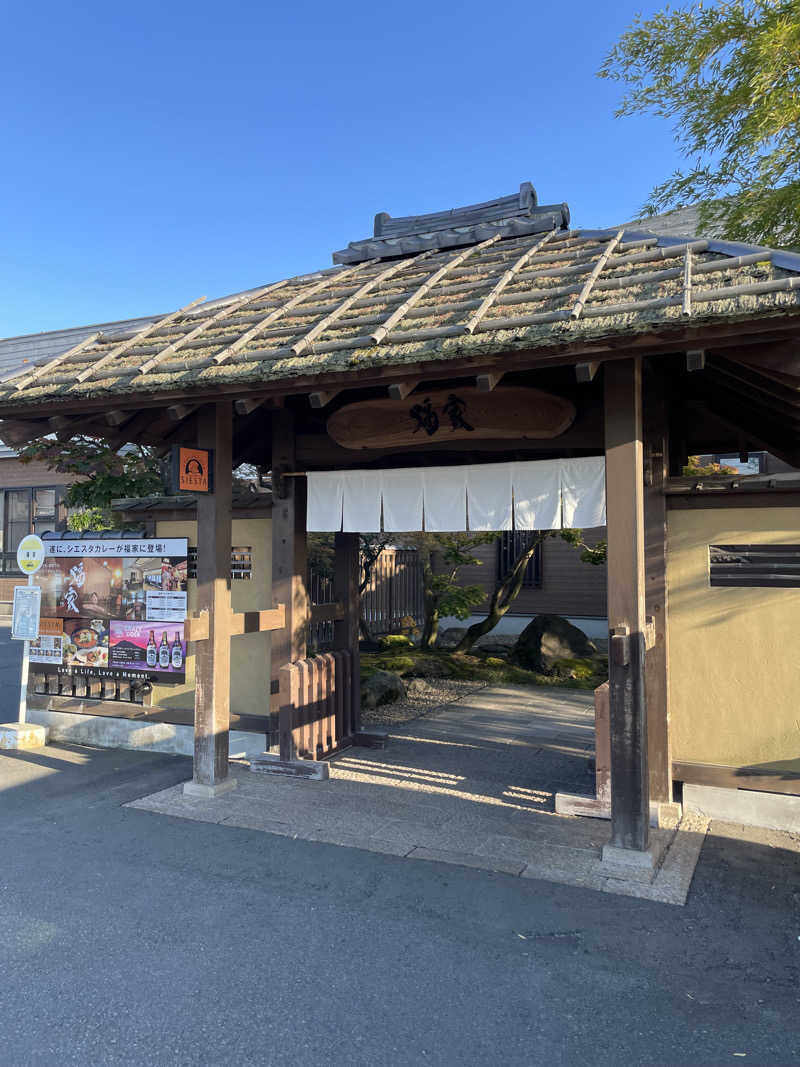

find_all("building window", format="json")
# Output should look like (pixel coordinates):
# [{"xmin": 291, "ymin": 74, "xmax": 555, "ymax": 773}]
[
  {"xmin": 2, "ymin": 487, "xmax": 64, "ymax": 571},
  {"xmin": 496, "ymin": 531, "xmax": 542, "ymax": 588}
]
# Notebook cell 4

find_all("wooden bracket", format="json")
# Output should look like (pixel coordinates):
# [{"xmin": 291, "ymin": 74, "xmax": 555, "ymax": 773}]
[
  {"xmin": 229, "ymin": 605, "xmax": 286, "ymax": 636},
  {"xmin": 309, "ymin": 389, "xmax": 339, "ymax": 409},
  {"xmin": 476, "ymin": 372, "xmax": 502, "ymax": 392},
  {"xmin": 105, "ymin": 410, "xmax": 130, "ymax": 427},
  {"xmin": 235, "ymin": 397, "xmax": 265, "ymax": 416},
  {"xmin": 686, "ymin": 349, "xmax": 706, "ymax": 371},
  {"xmin": 167, "ymin": 404, "xmax": 196, "ymax": 422},
  {"xmin": 609, "ymin": 625, "xmax": 630, "ymax": 667},
  {"xmin": 387, "ymin": 380, "xmax": 419, "ymax": 400},
  {"xmin": 645, "ymin": 615, "xmax": 657, "ymax": 650},
  {"xmin": 185, "ymin": 604, "xmax": 286, "ymax": 643},
  {"xmin": 185, "ymin": 610, "xmax": 210, "ymax": 642},
  {"xmin": 575, "ymin": 361, "xmax": 600, "ymax": 383}
]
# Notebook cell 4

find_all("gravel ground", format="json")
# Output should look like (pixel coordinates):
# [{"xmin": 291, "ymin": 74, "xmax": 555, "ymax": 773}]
[{"xmin": 360, "ymin": 678, "xmax": 491, "ymax": 726}]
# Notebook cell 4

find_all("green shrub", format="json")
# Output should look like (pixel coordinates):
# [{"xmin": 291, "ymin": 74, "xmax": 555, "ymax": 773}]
[
  {"xmin": 379, "ymin": 634, "xmax": 414, "ymax": 651},
  {"xmin": 374, "ymin": 655, "xmax": 415, "ymax": 675},
  {"xmin": 551, "ymin": 657, "xmax": 595, "ymax": 680}
]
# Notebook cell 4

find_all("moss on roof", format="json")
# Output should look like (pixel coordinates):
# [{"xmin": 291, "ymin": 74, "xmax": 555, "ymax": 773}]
[{"xmin": 3, "ymin": 228, "xmax": 800, "ymax": 409}]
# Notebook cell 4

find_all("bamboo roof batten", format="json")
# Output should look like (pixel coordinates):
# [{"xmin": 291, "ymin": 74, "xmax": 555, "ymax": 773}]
[
  {"xmin": 212, "ymin": 262, "xmax": 374, "ymax": 366},
  {"xmin": 290, "ymin": 252, "xmax": 431, "ymax": 356},
  {"xmin": 463, "ymin": 228, "xmax": 558, "ymax": 334},
  {"xmin": 682, "ymin": 247, "xmax": 693, "ymax": 318},
  {"xmin": 370, "ymin": 235, "xmax": 501, "ymax": 344},
  {"xmin": 570, "ymin": 230, "xmax": 625, "ymax": 320},
  {"xmin": 13, "ymin": 330, "xmax": 102, "ymax": 391},
  {"xmin": 137, "ymin": 280, "xmax": 290, "ymax": 375},
  {"xmin": 73, "ymin": 297, "xmax": 207, "ymax": 385}
]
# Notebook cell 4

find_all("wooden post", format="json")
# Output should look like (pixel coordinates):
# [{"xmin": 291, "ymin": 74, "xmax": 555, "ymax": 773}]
[
  {"xmin": 334, "ymin": 532, "xmax": 361, "ymax": 736},
  {"xmin": 271, "ymin": 409, "xmax": 309, "ymax": 760},
  {"xmin": 604, "ymin": 359, "xmax": 650, "ymax": 851},
  {"xmin": 187, "ymin": 401, "xmax": 235, "ymax": 797},
  {"xmin": 644, "ymin": 366, "xmax": 673, "ymax": 805}
]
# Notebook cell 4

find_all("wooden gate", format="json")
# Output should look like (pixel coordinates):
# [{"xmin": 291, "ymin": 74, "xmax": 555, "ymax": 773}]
[{"xmin": 278, "ymin": 650, "xmax": 357, "ymax": 761}]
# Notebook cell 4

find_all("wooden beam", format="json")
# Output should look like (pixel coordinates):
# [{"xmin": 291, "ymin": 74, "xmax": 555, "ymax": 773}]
[
  {"xmin": 271, "ymin": 409, "xmax": 310, "ymax": 758},
  {"xmin": 105, "ymin": 410, "xmax": 131, "ymax": 427},
  {"xmin": 604, "ymin": 357, "xmax": 650, "ymax": 851},
  {"xmin": 476, "ymin": 372, "xmax": 502, "ymax": 392},
  {"xmin": 333, "ymin": 532, "xmax": 361, "ymax": 735},
  {"xmin": 309, "ymin": 389, "xmax": 339, "ymax": 409},
  {"xmin": 576, "ymin": 361, "xmax": 600, "ymax": 383},
  {"xmin": 213, "ymin": 263, "xmax": 368, "ymax": 366},
  {"xmin": 13, "ymin": 331, "xmax": 101, "ymax": 392},
  {"xmin": 229, "ymin": 606, "xmax": 285, "ymax": 636},
  {"xmin": 0, "ymin": 418, "xmax": 49, "ymax": 445},
  {"xmin": 387, "ymin": 381, "xmax": 419, "ymax": 401},
  {"xmin": 643, "ymin": 365, "xmax": 672, "ymax": 805},
  {"xmin": 234, "ymin": 397, "xmax": 265, "ymax": 416},
  {"xmin": 184, "ymin": 612, "xmax": 210, "ymax": 643},
  {"xmin": 190, "ymin": 401, "xmax": 234, "ymax": 792},
  {"xmin": 310, "ymin": 602, "xmax": 345, "ymax": 624},
  {"xmin": 167, "ymin": 404, "xmax": 196, "ymax": 422},
  {"xmin": 686, "ymin": 349, "xmax": 706, "ymax": 371},
  {"xmin": 76, "ymin": 296, "xmax": 207, "ymax": 383}
]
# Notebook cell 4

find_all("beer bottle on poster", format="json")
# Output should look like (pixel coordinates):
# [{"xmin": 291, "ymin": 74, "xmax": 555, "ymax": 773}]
[
  {"xmin": 146, "ymin": 630, "xmax": 157, "ymax": 668},
  {"xmin": 158, "ymin": 631, "xmax": 170, "ymax": 669},
  {"xmin": 171, "ymin": 633, "xmax": 183, "ymax": 670}
]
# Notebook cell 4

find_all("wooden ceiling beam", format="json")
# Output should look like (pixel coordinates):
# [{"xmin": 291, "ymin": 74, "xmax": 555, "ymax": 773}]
[
  {"xmin": 387, "ymin": 381, "xmax": 419, "ymax": 401},
  {"xmin": 309, "ymin": 389, "xmax": 339, "ymax": 409},
  {"xmin": 167, "ymin": 403, "xmax": 197, "ymax": 422},
  {"xmin": 476, "ymin": 372, "xmax": 503, "ymax": 392},
  {"xmin": 575, "ymin": 361, "xmax": 601, "ymax": 382}
]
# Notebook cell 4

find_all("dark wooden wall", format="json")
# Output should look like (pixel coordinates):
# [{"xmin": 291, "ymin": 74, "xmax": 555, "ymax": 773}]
[{"xmin": 456, "ymin": 527, "xmax": 608, "ymax": 619}]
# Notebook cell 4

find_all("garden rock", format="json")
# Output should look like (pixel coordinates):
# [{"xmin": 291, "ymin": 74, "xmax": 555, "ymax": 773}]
[
  {"xmin": 474, "ymin": 633, "xmax": 517, "ymax": 655},
  {"xmin": 361, "ymin": 669, "xmax": 406, "ymax": 710},
  {"xmin": 437, "ymin": 627, "xmax": 468, "ymax": 649},
  {"xmin": 511, "ymin": 614, "xmax": 597, "ymax": 674},
  {"xmin": 406, "ymin": 678, "xmax": 433, "ymax": 700}
]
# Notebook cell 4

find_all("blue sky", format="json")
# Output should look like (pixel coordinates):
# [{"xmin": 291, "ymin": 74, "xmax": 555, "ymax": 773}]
[{"xmin": 1, "ymin": 0, "xmax": 681, "ymax": 338}]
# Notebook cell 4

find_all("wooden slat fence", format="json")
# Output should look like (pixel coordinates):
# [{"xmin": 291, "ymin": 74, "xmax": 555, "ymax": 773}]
[
  {"xmin": 309, "ymin": 547, "xmax": 423, "ymax": 650},
  {"xmin": 279, "ymin": 650, "xmax": 355, "ymax": 760}
]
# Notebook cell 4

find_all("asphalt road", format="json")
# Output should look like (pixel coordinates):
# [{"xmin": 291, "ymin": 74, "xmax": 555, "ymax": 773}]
[
  {"xmin": 1, "ymin": 740, "xmax": 799, "ymax": 1067},
  {"xmin": 0, "ymin": 618, "xmax": 23, "ymax": 721}
]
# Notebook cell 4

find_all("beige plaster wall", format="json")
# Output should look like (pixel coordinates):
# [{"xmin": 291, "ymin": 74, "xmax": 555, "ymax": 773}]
[
  {"xmin": 150, "ymin": 517, "xmax": 272, "ymax": 717},
  {"xmin": 667, "ymin": 506, "xmax": 800, "ymax": 769}
]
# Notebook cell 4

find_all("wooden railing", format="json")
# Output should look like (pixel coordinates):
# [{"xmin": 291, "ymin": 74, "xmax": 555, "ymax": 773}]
[{"xmin": 278, "ymin": 650, "xmax": 357, "ymax": 761}]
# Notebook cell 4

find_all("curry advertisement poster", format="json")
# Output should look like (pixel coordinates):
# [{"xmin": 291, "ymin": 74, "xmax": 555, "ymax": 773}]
[{"xmin": 33, "ymin": 538, "xmax": 189, "ymax": 683}]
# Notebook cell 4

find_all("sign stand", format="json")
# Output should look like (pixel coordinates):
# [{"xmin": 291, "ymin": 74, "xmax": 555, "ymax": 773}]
[
  {"xmin": 17, "ymin": 573, "xmax": 33, "ymax": 724},
  {"xmin": 0, "ymin": 534, "xmax": 47, "ymax": 749}
]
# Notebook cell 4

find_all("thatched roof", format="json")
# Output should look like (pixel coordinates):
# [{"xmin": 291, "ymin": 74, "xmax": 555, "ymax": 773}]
[{"xmin": 2, "ymin": 218, "xmax": 800, "ymax": 412}]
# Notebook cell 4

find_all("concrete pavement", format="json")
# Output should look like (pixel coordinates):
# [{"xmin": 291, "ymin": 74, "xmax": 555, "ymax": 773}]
[{"xmin": 2, "ymin": 742, "xmax": 799, "ymax": 1066}]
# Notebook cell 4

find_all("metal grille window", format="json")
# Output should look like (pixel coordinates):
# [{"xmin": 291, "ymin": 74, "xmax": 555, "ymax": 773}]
[
  {"xmin": 497, "ymin": 531, "xmax": 542, "ymax": 588},
  {"xmin": 710, "ymin": 544, "xmax": 800, "ymax": 588},
  {"xmin": 187, "ymin": 546, "xmax": 253, "ymax": 580}
]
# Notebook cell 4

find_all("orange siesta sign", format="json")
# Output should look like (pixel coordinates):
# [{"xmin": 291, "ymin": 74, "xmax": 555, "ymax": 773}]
[{"xmin": 172, "ymin": 446, "xmax": 213, "ymax": 493}]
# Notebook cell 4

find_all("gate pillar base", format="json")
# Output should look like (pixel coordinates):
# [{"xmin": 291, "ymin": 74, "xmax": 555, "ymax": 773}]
[
  {"xmin": 250, "ymin": 752, "xmax": 329, "ymax": 781},
  {"xmin": 183, "ymin": 777, "xmax": 238, "ymax": 799},
  {"xmin": 601, "ymin": 839, "xmax": 666, "ymax": 882}
]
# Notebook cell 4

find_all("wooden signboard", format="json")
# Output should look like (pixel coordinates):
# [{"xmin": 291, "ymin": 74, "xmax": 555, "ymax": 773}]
[
  {"xmin": 326, "ymin": 386, "xmax": 576, "ymax": 451},
  {"xmin": 171, "ymin": 446, "xmax": 213, "ymax": 493}
]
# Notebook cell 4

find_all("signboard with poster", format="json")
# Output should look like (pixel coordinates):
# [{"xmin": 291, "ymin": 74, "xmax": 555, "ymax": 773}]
[
  {"xmin": 29, "ymin": 617, "xmax": 64, "ymax": 666},
  {"xmin": 33, "ymin": 537, "xmax": 189, "ymax": 684}
]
